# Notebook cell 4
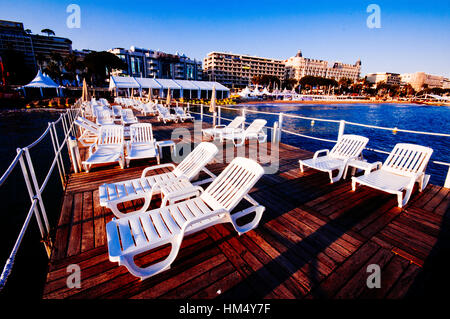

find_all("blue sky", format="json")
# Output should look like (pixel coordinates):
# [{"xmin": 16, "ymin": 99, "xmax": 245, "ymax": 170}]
[{"xmin": 1, "ymin": 0, "xmax": 449, "ymax": 77}]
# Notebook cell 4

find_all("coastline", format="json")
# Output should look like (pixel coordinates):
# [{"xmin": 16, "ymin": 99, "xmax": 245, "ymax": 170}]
[{"xmin": 241, "ymin": 99, "xmax": 447, "ymax": 106}]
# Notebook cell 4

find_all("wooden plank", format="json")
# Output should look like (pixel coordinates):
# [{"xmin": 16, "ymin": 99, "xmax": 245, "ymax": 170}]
[
  {"xmin": 81, "ymin": 191, "xmax": 94, "ymax": 252},
  {"xmin": 66, "ymin": 192, "xmax": 83, "ymax": 257}
]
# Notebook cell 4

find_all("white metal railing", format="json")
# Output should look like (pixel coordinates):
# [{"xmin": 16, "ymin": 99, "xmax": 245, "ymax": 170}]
[{"xmin": 0, "ymin": 99, "xmax": 82, "ymax": 290}]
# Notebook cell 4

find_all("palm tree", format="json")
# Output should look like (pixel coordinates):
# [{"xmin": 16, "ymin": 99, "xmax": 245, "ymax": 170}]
[
  {"xmin": 24, "ymin": 29, "xmax": 32, "ymax": 34},
  {"xmin": 41, "ymin": 29, "xmax": 55, "ymax": 36}
]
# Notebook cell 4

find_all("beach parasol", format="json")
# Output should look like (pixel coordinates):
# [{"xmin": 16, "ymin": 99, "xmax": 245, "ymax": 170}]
[
  {"xmin": 166, "ymin": 88, "xmax": 171, "ymax": 106},
  {"xmin": 209, "ymin": 85, "xmax": 217, "ymax": 126},
  {"xmin": 147, "ymin": 88, "xmax": 153, "ymax": 103}
]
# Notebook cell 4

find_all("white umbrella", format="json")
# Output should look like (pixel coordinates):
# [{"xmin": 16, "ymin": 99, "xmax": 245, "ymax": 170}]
[{"xmin": 209, "ymin": 85, "xmax": 217, "ymax": 126}]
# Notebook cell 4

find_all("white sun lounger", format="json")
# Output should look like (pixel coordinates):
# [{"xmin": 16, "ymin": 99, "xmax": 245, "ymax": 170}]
[
  {"xmin": 82, "ymin": 125, "xmax": 125, "ymax": 172},
  {"xmin": 202, "ymin": 116, "xmax": 245, "ymax": 140},
  {"xmin": 112, "ymin": 105, "xmax": 122, "ymax": 119},
  {"xmin": 352, "ymin": 143, "xmax": 433, "ymax": 208},
  {"xmin": 220, "ymin": 119, "xmax": 267, "ymax": 147},
  {"xmin": 96, "ymin": 109, "xmax": 114, "ymax": 125},
  {"xmin": 125, "ymin": 123, "xmax": 160, "ymax": 167},
  {"xmin": 74, "ymin": 116, "xmax": 100, "ymax": 146},
  {"xmin": 299, "ymin": 134, "xmax": 369, "ymax": 183},
  {"xmin": 157, "ymin": 105, "xmax": 178, "ymax": 123},
  {"xmin": 141, "ymin": 102, "xmax": 157, "ymax": 116},
  {"xmin": 174, "ymin": 106, "xmax": 194, "ymax": 122},
  {"xmin": 120, "ymin": 109, "xmax": 138, "ymax": 125},
  {"xmin": 99, "ymin": 142, "xmax": 219, "ymax": 217},
  {"xmin": 106, "ymin": 156, "xmax": 265, "ymax": 279}
]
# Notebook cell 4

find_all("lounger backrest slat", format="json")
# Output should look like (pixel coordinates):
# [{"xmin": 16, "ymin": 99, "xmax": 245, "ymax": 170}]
[
  {"xmin": 130, "ymin": 123, "xmax": 154, "ymax": 144},
  {"xmin": 172, "ymin": 142, "xmax": 219, "ymax": 179},
  {"xmin": 382, "ymin": 143, "xmax": 433, "ymax": 176},
  {"xmin": 75, "ymin": 116, "xmax": 100, "ymax": 134},
  {"xmin": 201, "ymin": 157, "xmax": 264, "ymax": 212},
  {"xmin": 330, "ymin": 135, "xmax": 369, "ymax": 160},
  {"xmin": 98, "ymin": 125, "xmax": 123, "ymax": 145},
  {"xmin": 245, "ymin": 119, "xmax": 267, "ymax": 135},
  {"xmin": 227, "ymin": 116, "xmax": 245, "ymax": 129}
]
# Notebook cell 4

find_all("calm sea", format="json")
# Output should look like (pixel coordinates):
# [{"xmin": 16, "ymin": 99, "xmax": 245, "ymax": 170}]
[
  {"xmin": 217, "ymin": 102, "xmax": 450, "ymax": 186},
  {"xmin": 0, "ymin": 103, "xmax": 449, "ymax": 297}
]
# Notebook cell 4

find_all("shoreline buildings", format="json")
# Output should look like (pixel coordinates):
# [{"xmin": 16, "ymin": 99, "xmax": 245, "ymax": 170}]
[
  {"xmin": 284, "ymin": 50, "xmax": 361, "ymax": 83},
  {"xmin": 109, "ymin": 46, "xmax": 203, "ymax": 81},
  {"xmin": 0, "ymin": 20, "xmax": 72, "ymax": 73},
  {"xmin": 203, "ymin": 52, "xmax": 285, "ymax": 87},
  {"xmin": 203, "ymin": 50, "xmax": 361, "ymax": 88}
]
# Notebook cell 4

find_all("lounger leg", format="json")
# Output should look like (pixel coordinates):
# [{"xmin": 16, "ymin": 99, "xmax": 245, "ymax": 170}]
[
  {"xmin": 230, "ymin": 205, "xmax": 265, "ymax": 235},
  {"xmin": 299, "ymin": 161, "xmax": 304, "ymax": 173},
  {"xmin": 120, "ymin": 235, "xmax": 183, "ymax": 280},
  {"xmin": 351, "ymin": 178, "xmax": 357, "ymax": 191}
]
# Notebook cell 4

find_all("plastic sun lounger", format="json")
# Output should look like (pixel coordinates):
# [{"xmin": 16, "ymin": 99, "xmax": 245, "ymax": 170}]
[
  {"xmin": 352, "ymin": 143, "xmax": 433, "ymax": 208},
  {"xmin": 106, "ymin": 156, "xmax": 265, "ymax": 280},
  {"xmin": 96, "ymin": 109, "xmax": 114, "ymax": 125},
  {"xmin": 157, "ymin": 105, "xmax": 178, "ymax": 123},
  {"xmin": 99, "ymin": 142, "xmax": 219, "ymax": 218},
  {"xmin": 141, "ymin": 102, "xmax": 157, "ymax": 116},
  {"xmin": 121, "ymin": 109, "xmax": 139, "ymax": 125},
  {"xmin": 202, "ymin": 116, "xmax": 245, "ymax": 140},
  {"xmin": 82, "ymin": 124, "xmax": 125, "ymax": 172},
  {"xmin": 112, "ymin": 105, "xmax": 122, "ymax": 119},
  {"xmin": 220, "ymin": 119, "xmax": 267, "ymax": 147},
  {"xmin": 174, "ymin": 106, "xmax": 195, "ymax": 122},
  {"xmin": 299, "ymin": 134, "xmax": 369, "ymax": 183},
  {"xmin": 125, "ymin": 123, "xmax": 160, "ymax": 167},
  {"xmin": 75, "ymin": 116, "xmax": 100, "ymax": 146}
]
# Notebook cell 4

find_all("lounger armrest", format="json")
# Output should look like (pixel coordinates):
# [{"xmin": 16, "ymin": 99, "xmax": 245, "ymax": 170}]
[
  {"xmin": 88, "ymin": 143, "xmax": 97, "ymax": 157},
  {"xmin": 180, "ymin": 208, "xmax": 229, "ymax": 234},
  {"xmin": 313, "ymin": 149, "xmax": 329, "ymax": 159},
  {"xmin": 141, "ymin": 163, "xmax": 177, "ymax": 178},
  {"xmin": 160, "ymin": 186, "xmax": 205, "ymax": 207},
  {"xmin": 215, "ymin": 125, "xmax": 226, "ymax": 129}
]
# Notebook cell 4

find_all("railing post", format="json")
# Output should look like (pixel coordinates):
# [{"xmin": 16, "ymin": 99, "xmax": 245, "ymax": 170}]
[
  {"xmin": 23, "ymin": 148, "xmax": 50, "ymax": 238},
  {"xmin": 50, "ymin": 122, "xmax": 66, "ymax": 189},
  {"xmin": 338, "ymin": 120, "xmax": 345, "ymax": 141},
  {"xmin": 200, "ymin": 104, "xmax": 204, "ymax": 122},
  {"xmin": 278, "ymin": 113, "xmax": 283, "ymax": 142},
  {"xmin": 218, "ymin": 103, "xmax": 221, "ymax": 126},
  {"xmin": 272, "ymin": 121, "xmax": 279, "ymax": 143},
  {"xmin": 445, "ymin": 166, "xmax": 450, "ymax": 188}
]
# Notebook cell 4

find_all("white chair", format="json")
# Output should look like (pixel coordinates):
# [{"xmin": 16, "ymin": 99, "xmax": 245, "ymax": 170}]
[
  {"xmin": 74, "ymin": 116, "xmax": 100, "ymax": 146},
  {"xmin": 157, "ymin": 105, "xmax": 178, "ymax": 123},
  {"xmin": 174, "ymin": 106, "xmax": 194, "ymax": 122},
  {"xmin": 96, "ymin": 109, "xmax": 114, "ymax": 125},
  {"xmin": 220, "ymin": 119, "xmax": 267, "ymax": 147},
  {"xmin": 82, "ymin": 125, "xmax": 125, "ymax": 172},
  {"xmin": 106, "ymin": 157, "xmax": 265, "ymax": 279},
  {"xmin": 141, "ymin": 102, "xmax": 157, "ymax": 116},
  {"xmin": 120, "ymin": 109, "xmax": 138, "ymax": 125},
  {"xmin": 202, "ymin": 116, "xmax": 245, "ymax": 140},
  {"xmin": 125, "ymin": 123, "xmax": 160, "ymax": 168},
  {"xmin": 352, "ymin": 143, "xmax": 433, "ymax": 208},
  {"xmin": 99, "ymin": 142, "xmax": 219, "ymax": 217},
  {"xmin": 299, "ymin": 134, "xmax": 369, "ymax": 183},
  {"xmin": 112, "ymin": 105, "xmax": 122, "ymax": 119}
]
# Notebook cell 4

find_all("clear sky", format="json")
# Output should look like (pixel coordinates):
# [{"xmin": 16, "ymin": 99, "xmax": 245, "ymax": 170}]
[{"xmin": 1, "ymin": 0, "xmax": 449, "ymax": 77}]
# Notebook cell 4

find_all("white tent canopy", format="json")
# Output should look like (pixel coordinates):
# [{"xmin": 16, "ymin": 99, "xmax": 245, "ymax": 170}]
[
  {"xmin": 22, "ymin": 70, "xmax": 60, "ymax": 88},
  {"xmin": 109, "ymin": 76, "xmax": 230, "ymax": 99},
  {"xmin": 20, "ymin": 70, "xmax": 62, "ymax": 97}
]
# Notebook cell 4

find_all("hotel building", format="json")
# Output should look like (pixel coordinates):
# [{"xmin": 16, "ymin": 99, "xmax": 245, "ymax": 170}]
[
  {"xmin": 400, "ymin": 72, "xmax": 444, "ymax": 91},
  {"xmin": 203, "ymin": 52, "xmax": 285, "ymax": 87},
  {"xmin": 365, "ymin": 72, "xmax": 401, "ymax": 86},
  {"xmin": 284, "ymin": 50, "xmax": 361, "ymax": 83},
  {"xmin": 109, "ymin": 46, "xmax": 203, "ymax": 81},
  {"xmin": 0, "ymin": 19, "xmax": 72, "ymax": 73}
]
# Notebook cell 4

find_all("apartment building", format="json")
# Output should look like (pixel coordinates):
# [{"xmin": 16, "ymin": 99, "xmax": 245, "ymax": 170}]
[
  {"xmin": 284, "ymin": 50, "xmax": 361, "ymax": 83},
  {"xmin": 0, "ymin": 19, "xmax": 72, "ymax": 73},
  {"xmin": 400, "ymin": 72, "xmax": 444, "ymax": 91},
  {"xmin": 203, "ymin": 52, "xmax": 285, "ymax": 87},
  {"xmin": 109, "ymin": 46, "xmax": 203, "ymax": 81},
  {"xmin": 365, "ymin": 72, "xmax": 401, "ymax": 86}
]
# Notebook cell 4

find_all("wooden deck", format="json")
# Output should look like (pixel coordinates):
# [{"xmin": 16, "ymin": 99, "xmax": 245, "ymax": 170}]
[{"xmin": 42, "ymin": 114, "xmax": 450, "ymax": 299}]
